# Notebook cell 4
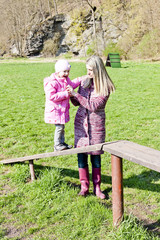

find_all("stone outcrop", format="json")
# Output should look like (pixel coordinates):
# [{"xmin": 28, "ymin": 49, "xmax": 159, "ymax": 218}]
[
  {"xmin": 11, "ymin": 12, "xmax": 125, "ymax": 57},
  {"xmin": 24, "ymin": 14, "xmax": 71, "ymax": 56}
]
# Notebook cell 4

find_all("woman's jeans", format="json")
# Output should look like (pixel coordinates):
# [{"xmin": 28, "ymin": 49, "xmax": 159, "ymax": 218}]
[
  {"xmin": 54, "ymin": 124, "xmax": 65, "ymax": 146},
  {"xmin": 78, "ymin": 153, "xmax": 101, "ymax": 168}
]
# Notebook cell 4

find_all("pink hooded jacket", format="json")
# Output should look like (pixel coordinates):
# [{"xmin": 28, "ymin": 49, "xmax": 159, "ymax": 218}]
[{"xmin": 44, "ymin": 73, "xmax": 81, "ymax": 124}]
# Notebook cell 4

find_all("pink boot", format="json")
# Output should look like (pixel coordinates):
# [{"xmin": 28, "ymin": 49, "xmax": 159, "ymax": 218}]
[
  {"xmin": 78, "ymin": 167, "xmax": 90, "ymax": 196},
  {"xmin": 92, "ymin": 168, "xmax": 106, "ymax": 199}
]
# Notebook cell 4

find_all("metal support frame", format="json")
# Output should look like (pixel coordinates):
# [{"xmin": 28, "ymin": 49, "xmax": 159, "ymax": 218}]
[{"xmin": 111, "ymin": 154, "xmax": 124, "ymax": 226}]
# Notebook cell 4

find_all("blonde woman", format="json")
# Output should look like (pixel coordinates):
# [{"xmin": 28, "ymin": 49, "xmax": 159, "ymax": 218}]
[{"xmin": 67, "ymin": 56, "xmax": 115, "ymax": 199}]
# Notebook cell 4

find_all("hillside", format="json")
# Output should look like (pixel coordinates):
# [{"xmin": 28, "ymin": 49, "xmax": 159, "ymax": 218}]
[{"xmin": 0, "ymin": 0, "xmax": 160, "ymax": 59}]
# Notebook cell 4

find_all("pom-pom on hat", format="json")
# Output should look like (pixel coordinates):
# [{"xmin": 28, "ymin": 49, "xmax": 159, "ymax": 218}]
[{"xmin": 55, "ymin": 59, "xmax": 71, "ymax": 73}]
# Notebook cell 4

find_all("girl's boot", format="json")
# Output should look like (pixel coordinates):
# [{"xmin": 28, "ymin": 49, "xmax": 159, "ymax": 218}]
[
  {"xmin": 78, "ymin": 167, "xmax": 89, "ymax": 196},
  {"xmin": 92, "ymin": 168, "xmax": 105, "ymax": 199}
]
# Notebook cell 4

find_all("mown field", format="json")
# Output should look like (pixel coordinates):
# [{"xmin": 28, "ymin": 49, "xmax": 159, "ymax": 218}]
[{"xmin": 0, "ymin": 59, "xmax": 160, "ymax": 239}]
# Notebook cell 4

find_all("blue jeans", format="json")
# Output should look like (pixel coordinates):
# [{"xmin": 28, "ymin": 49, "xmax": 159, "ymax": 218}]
[{"xmin": 78, "ymin": 153, "xmax": 101, "ymax": 168}]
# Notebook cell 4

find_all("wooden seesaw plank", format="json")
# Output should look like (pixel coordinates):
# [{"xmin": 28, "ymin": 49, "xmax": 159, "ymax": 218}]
[{"xmin": 0, "ymin": 143, "xmax": 110, "ymax": 164}]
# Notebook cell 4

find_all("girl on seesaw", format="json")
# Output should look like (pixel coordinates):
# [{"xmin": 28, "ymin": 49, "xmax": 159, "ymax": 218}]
[{"xmin": 44, "ymin": 59, "xmax": 81, "ymax": 151}]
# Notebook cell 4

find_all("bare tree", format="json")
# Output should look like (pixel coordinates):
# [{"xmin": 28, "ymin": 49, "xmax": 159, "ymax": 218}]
[
  {"xmin": 84, "ymin": 0, "xmax": 98, "ymax": 54},
  {"xmin": 47, "ymin": 0, "xmax": 52, "ymax": 16},
  {"xmin": 3, "ymin": 0, "xmax": 51, "ymax": 56},
  {"xmin": 53, "ymin": 0, "xmax": 58, "ymax": 15}
]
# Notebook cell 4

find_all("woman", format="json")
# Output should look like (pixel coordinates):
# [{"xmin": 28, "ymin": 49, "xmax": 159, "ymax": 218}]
[{"xmin": 67, "ymin": 56, "xmax": 115, "ymax": 199}]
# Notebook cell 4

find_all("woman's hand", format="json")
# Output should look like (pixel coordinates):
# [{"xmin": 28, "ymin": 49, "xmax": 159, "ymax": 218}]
[{"xmin": 66, "ymin": 85, "xmax": 76, "ymax": 96}]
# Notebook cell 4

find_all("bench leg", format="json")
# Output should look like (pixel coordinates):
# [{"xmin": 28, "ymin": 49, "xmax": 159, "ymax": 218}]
[
  {"xmin": 111, "ymin": 154, "xmax": 124, "ymax": 226},
  {"xmin": 29, "ymin": 160, "xmax": 36, "ymax": 181}
]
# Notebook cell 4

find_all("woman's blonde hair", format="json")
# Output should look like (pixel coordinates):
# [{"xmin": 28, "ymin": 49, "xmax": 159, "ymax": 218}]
[{"xmin": 85, "ymin": 55, "xmax": 115, "ymax": 96}]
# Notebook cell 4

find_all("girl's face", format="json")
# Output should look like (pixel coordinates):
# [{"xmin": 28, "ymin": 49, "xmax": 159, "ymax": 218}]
[
  {"xmin": 57, "ymin": 70, "xmax": 70, "ymax": 78},
  {"xmin": 86, "ymin": 65, "xmax": 94, "ymax": 79}
]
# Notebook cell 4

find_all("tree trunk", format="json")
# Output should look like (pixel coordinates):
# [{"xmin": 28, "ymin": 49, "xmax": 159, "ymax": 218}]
[{"xmin": 53, "ymin": 0, "xmax": 58, "ymax": 15}]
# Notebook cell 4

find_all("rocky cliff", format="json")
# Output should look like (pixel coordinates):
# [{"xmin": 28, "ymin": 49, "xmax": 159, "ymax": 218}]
[{"xmin": 11, "ymin": 12, "xmax": 125, "ymax": 57}]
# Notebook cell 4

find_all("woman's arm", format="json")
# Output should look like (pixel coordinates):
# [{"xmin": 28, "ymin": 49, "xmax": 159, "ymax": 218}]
[
  {"xmin": 67, "ymin": 85, "xmax": 109, "ymax": 112},
  {"xmin": 75, "ymin": 92, "xmax": 109, "ymax": 112}
]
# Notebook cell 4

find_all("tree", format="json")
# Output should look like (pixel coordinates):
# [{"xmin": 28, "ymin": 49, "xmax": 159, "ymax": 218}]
[
  {"xmin": 3, "ymin": 0, "xmax": 51, "ymax": 56},
  {"xmin": 84, "ymin": 0, "xmax": 98, "ymax": 54},
  {"xmin": 53, "ymin": 0, "xmax": 58, "ymax": 15}
]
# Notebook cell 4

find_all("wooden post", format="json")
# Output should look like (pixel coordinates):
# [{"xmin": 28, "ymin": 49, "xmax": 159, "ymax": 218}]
[
  {"xmin": 111, "ymin": 154, "xmax": 124, "ymax": 226},
  {"xmin": 29, "ymin": 160, "xmax": 36, "ymax": 181}
]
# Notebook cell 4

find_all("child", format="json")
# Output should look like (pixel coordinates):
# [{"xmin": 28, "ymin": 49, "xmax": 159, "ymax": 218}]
[{"xmin": 44, "ymin": 59, "xmax": 81, "ymax": 151}]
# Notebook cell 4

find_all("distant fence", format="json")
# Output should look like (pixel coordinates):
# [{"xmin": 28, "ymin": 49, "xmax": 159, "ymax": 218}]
[{"xmin": 1, "ymin": 140, "xmax": 160, "ymax": 226}]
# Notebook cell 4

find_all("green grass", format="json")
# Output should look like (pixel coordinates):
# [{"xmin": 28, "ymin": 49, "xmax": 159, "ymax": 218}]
[{"xmin": 0, "ymin": 60, "xmax": 160, "ymax": 239}]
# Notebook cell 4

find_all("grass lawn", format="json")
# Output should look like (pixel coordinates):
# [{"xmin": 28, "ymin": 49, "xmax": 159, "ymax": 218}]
[{"xmin": 0, "ymin": 59, "xmax": 160, "ymax": 239}]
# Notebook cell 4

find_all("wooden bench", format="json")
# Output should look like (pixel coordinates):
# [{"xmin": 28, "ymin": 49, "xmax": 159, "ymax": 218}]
[
  {"xmin": 1, "ymin": 140, "xmax": 160, "ymax": 226},
  {"xmin": 103, "ymin": 141, "xmax": 160, "ymax": 226}
]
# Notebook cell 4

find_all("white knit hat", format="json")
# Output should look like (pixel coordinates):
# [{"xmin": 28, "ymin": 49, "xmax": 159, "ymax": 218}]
[{"xmin": 55, "ymin": 59, "xmax": 71, "ymax": 73}]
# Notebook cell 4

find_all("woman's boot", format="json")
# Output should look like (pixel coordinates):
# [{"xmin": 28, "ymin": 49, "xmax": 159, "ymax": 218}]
[
  {"xmin": 92, "ymin": 167, "xmax": 105, "ymax": 199},
  {"xmin": 78, "ymin": 167, "xmax": 89, "ymax": 196}
]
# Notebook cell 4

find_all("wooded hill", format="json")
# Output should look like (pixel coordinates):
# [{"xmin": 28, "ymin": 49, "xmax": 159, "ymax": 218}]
[{"xmin": 0, "ymin": 0, "xmax": 160, "ymax": 59}]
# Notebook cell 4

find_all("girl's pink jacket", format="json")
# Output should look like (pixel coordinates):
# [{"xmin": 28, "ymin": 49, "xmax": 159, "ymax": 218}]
[{"xmin": 44, "ymin": 73, "xmax": 81, "ymax": 124}]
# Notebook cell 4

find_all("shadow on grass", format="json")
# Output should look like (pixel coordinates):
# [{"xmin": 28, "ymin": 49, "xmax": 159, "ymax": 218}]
[
  {"xmin": 34, "ymin": 164, "xmax": 112, "ymax": 184},
  {"xmin": 33, "ymin": 164, "xmax": 112, "ymax": 198},
  {"xmin": 34, "ymin": 164, "xmax": 160, "ymax": 193},
  {"xmin": 123, "ymin": 169, "xmax": 160, "ymax": 193},
  {"xmin": 144, "ymin": 219, "xmax": 160, "ymax": 236}
]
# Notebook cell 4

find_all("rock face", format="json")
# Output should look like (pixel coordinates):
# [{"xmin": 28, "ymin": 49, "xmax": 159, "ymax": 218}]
[
  {"xmin": 11, "ymin": 13, "xmax": 125, "ymax": 57},
  {"xmin": 24, "ymin": 14, "xmax": 71, "ymax": 56}
]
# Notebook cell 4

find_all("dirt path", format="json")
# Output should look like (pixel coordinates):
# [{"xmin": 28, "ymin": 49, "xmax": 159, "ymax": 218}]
[{"xmin": 0, "ymin": 57, "xmax": 86, "ymax": 64}]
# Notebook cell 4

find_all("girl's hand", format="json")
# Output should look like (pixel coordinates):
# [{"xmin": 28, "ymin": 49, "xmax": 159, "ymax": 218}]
[{"xmin": 66, "ymin": 85, "xmax": 76, "ymax": 96}]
